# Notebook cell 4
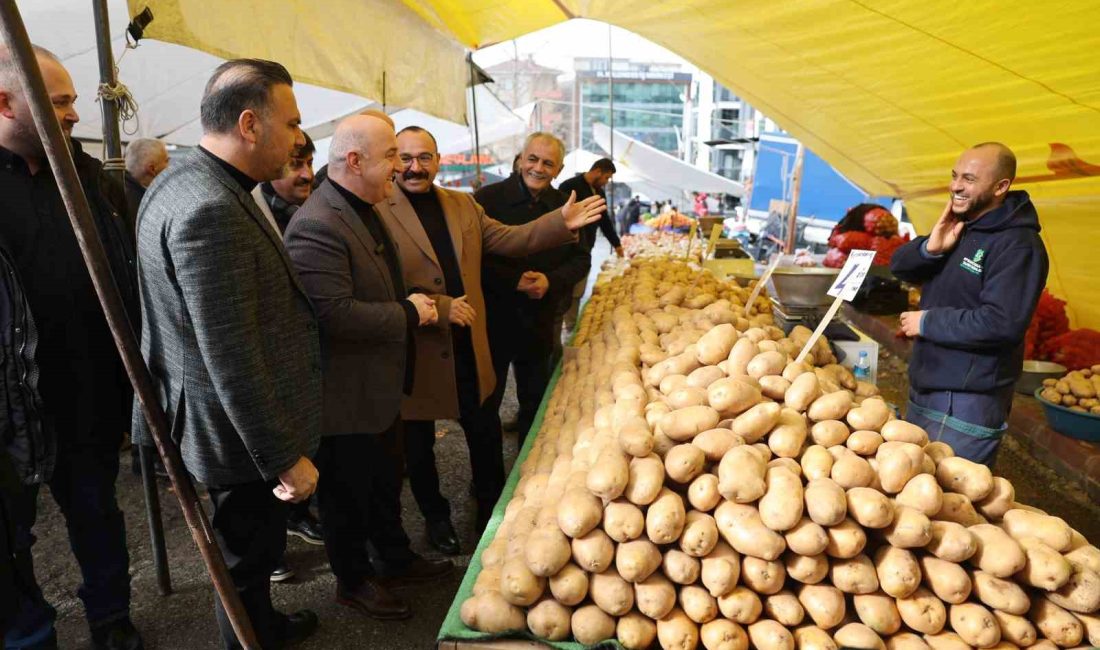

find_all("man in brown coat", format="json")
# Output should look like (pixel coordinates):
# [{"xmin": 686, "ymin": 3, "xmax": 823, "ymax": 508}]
[
  {"xmin": 375, "ymin": 126, "xmax": 605, "ymax": 553},
  {"xmin": 284, "ymin": 115, "xmax": 451, "ymax": 621}
]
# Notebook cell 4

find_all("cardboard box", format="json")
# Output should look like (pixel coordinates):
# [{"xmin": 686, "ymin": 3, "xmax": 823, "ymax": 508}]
[{"xmin": 833, "ymin": 325, "xmax": 880, "ymax": 383}]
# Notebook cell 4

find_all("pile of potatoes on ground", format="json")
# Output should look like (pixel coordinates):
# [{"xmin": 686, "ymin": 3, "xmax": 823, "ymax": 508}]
[
  {"xmin": 1038, "ymin": 366, "xmax": 1100, "ymax": 415},
  {"xmin": 460, "ymin": 258, "xmax": 1100, "ymax": 650}
]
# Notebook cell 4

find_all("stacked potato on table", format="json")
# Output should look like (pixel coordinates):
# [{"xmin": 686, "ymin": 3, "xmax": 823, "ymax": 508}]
[{"xmin": 460, "ymin": 258, "xmax": 1100, "ymax": 650}]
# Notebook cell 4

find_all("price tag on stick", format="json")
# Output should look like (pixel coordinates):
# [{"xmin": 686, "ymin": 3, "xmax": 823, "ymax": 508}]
[
  {"xmin": 794, "ymin": 250, "xmax": 876, "ymax": 364},
  {"xmin": 705, "ymin": 224, "xmax": 723, "ymax": 259},
  {"xmin": 743, "ymin": 254, "xmax": 783, "ymax": 317},
  {"xmin": 684, "ymin": 220, "xmax": 699, "ymax": 259}
]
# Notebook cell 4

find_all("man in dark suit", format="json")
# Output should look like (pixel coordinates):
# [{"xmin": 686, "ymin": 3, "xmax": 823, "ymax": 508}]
[
  {"xmin": 475, "ymin": 133, "xmax": 591, "ymax": 443},
  {"xmin": 284, "ymin": 114, "xmax": 452, "ymax": 621},
  {"xmin": 123, "ymin": 138, "xmax": 168, "ymax": 236},
  {"xmin": 134, "ymin": 59, "xmax": 322, "ymax": 649}
]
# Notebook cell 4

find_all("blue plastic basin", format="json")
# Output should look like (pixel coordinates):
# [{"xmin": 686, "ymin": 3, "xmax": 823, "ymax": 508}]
[{"xmin": 1033, "ymin": 387, "xmax": 1100, "ymax": 443}]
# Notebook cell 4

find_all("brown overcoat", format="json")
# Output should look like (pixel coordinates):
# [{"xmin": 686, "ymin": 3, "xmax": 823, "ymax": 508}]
[{"xmin": 375, "ymin": 185, "xmax": 575, "ymax": 420}]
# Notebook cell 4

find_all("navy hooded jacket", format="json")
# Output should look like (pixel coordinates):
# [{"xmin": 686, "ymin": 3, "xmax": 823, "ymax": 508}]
[{"xmin": 890, "ymin": 190, "xmax": 1048, "ymax": 394}]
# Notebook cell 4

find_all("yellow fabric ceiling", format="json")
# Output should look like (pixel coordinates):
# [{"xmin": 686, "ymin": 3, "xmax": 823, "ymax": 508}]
[{"xmin": 132, "ymin": 0, "xmax": 1100, "ymax": 327}]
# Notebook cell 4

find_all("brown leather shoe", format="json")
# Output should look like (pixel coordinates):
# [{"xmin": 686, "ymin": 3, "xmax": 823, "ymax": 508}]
[
  {"xmin": 336, "ymin": 579, "xmax": 411, "ymax": 620},
  {"xmin": 392, "ymin": 556, "xmax": 453, "ymax": 584}
]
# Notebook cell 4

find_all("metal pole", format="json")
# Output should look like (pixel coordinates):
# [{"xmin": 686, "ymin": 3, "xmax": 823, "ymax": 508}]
[
  {"xmin": 785, "ymin": 143, "xmax": 805, "ymax": 253},
  {"xmin": 91, "ymin": 0, "xmax": 171, "ymax": 596},
  {"xmin": 0, "ymin": 4, "xmax": 258, "ymax": 647},
  {"xmin": 469, "ymin": 55, "xmax": 481, "ymax": 188},
  {"xmin": 606, "ymin": 25, "xmax": 614, "ymax": 220}
]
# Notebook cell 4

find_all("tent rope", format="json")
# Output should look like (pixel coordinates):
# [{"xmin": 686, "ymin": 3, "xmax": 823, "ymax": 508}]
[{"xmin": 98, "ymin": 37, "xmax": 141, "ymax": 164}]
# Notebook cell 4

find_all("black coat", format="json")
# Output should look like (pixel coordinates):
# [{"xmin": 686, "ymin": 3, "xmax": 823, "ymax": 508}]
[{"xmin": 557, "ymin": 173, "xmax": 620, "ymax": 251}]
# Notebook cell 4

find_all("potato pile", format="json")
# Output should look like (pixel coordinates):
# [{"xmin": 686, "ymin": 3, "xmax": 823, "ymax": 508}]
[
  {"xmin": 459, "ymin": 260, "xmax": 1100, "ymax": 650},
  {"xmin": 1038, "ymin": 366, "xmax": 1100, "ymax": 415}
]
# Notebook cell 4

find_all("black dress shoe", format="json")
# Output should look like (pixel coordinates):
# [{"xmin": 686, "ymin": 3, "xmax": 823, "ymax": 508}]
[
  {"xmin": 336, "ymin": 580, "xmax": 411, "ymax": 620},
  {"xmin": 270, "ymin": 560, "xmax": 295, "ymax": 583},
  {"xmin": 283, "ymin": 609, "xmax": 319, "ymax": 646},
  {"xmin": 287, "ymin": 513, "xmax": 324, "ymax": 545},
  {"xmin": 426, "ymin": 518, "xmax": 461, "ymax": 555},
  {"xmin": 91, "ymin": 617, "xmax": 144, "ymax": 650},
  {"xmin": 392, "ymin": 556, "xmax": 453, "ymax": 583}
]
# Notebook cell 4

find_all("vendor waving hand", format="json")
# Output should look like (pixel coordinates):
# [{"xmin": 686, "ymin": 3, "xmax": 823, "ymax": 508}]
[{"xmin": 891, "ymin": 143, "xmax": 1048, "ymax": 466}]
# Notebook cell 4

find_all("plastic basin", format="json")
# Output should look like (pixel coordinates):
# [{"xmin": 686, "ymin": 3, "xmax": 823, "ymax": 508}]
[{"xmin": 1033, "ymin": 387, "xmax": 1100, "ymax": 442}]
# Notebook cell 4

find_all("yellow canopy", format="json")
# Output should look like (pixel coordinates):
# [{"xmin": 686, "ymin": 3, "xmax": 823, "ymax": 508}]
[{"xmin": 133, "ymin": 0, "xmax": 1100, "ymax": 326}]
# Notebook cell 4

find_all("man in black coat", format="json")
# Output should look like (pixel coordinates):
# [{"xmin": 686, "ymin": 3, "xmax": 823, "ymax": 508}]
[
  {"xmin": 475, "ymin": 133, "xmax": 590, "ymax": 442},
  {"xmin": 122, "ymin": 137, "xmax": 168, "ymax": 238},
  {"xmin": 0, "ymin": 45, "xmax": 143, "ymax": 649}
]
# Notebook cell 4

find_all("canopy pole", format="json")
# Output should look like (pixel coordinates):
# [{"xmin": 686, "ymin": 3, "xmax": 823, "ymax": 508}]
[
  {"xmin": 606, "ymin": 24, "xmax": 614, "ymax": 219},
  {"xmin": 785, "ymin": 143, "xmax": 805, "ymax": 253},
  {"xmin": 0, "ymin": 3, "xmax": 257, "ymax": 646},
  {"xmin": 91, "ymin": 0, "xmax": 172, "ymax": 597},
  {"xmin": 469, "ymin": 54, "xmax": 481, "ymax": 189}
]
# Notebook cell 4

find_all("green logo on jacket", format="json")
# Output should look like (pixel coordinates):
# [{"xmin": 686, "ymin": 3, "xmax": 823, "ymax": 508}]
[{"xmin": 961, "ymin": 248, "xmax": 985, "ymax": 275}]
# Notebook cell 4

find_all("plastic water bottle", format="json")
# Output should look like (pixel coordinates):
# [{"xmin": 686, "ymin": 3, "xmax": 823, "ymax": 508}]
[{"xmin": 853, "ymin": 350, "xmax": 871, "ymax": 381}]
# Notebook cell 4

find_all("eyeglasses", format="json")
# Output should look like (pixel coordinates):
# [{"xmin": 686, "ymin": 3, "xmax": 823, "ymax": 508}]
[{"xmin": 399, "ymin": 153, "xmax": 436, "ymax": 166}]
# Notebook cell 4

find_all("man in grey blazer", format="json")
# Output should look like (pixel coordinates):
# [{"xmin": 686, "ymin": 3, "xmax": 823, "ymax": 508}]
[
  {"xmin": 134, "ymin": 59, "xmax": 321, "ymax": 649},
  {"xmin": 285, "ymin": 114, "xmax": 451, "ymax": 621}
]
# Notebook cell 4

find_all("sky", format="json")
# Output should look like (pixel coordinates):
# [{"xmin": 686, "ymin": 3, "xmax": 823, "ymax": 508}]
[{"xmin": 472, "ymin": 18, "xmax": 692, "ymax": 76}]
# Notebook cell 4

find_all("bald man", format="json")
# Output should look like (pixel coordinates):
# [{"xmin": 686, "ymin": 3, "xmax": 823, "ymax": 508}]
[
  {"xmin": 284, "ymin": 115, "xmax": 451, "ymax": 622},
  {"xmin": 892, "ymin": 142, "xmax": 1048, "ymax": 466}
]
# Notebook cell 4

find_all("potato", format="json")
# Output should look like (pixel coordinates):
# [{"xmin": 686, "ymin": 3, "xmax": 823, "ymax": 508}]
[
  {"xmin": 702, "ymin": 541, "xmax": 742, "ymax": 597},
  {"xmin": 847, "ymin": 487, "xmax": 895, "ymax": 529},
  {"xmin": 927, "ymin": 521, "xmax": 977, "ymax": 562},
  {"xmin": 658, "ymin": 608, "xmax": 701, "ymax": 650},
  {"xmin": 923, "ymin": 441, "xmax": 955, "ymax": 464},
  {"xmin": 808, "ymin": 391, "xmax": 853, "ymax": 422},
  {"xmin": 635, "ymin": 572, "xmax": 677, "ymax": 619},
  {"xmin": 718, "ymin": 445, "xmax": 767, "ymax": 503},
  {"xmin": 919, "ymin": 556, "xmax": 971, "ymax": 604},
  {"xmin": 617, "ymin": 611, "xmax": 658, "ymax": 650},
  {"xmin": 572, "ymin": 603, "xmax": 616, "ymax": 645},
  {"xmin": 697, "ymin": 324, "xmax": 739, "ymax": 365},
  {"xmin": 805, "ymin": 478, "xmax": 848, "ymax": 526},
  {"xmin": 847, "ymin": 429, "xmax": 885, "ymax": 456},
  {"xmin": 1030, "ymin": 597, "xmax": 1084, "ymax": 647},
  {"xmin": 748, "ymin": 619, "xmax": 794, "ymax": 650},
  {"xmin": 883, "ymin": 632, "xmax": 931, "ymax": 650},
  {"xmin": 990, "ymin": 611, "xmax": 1036, "ymax": 647},
  {"xmin": 732, "ymin": 402, "xmax": 782, "ymax": 443},
  {"xmin": 811, "ymin": 420, "xmax": 851, "ymax": 447},
  {"xmin": 742, "ymin": 556, "xmax": 787, "ymax": 595},
  {"xmin": 765, "ymin": 590, "xmax": 806, "ymax": 627},
  {"xmin": 831, "ymin": 453, "xmax": 875, "ymax": 489},
  {"xmin": 460, "ymin": 592, "xmax": 526, "ymax": 633},
  {"xmin": 500, "ymin": 555, "xmax": 546, "ymax": 606},
  {"xmin": 969, "ymin": 524, "xmax": 1026, "ymax": 578},
  {"xmin": 854, "ymin": 592, "xmax": 903, "ymax": 635},
  {"xmin": 719, "ymin": 586, "xmax": 764, "ymax": 624},
  {"xmin": 618, "ymin": 417, "xmax": 655, "ymax": 457},
  {"xmin": 646, "ymin": 488, "xmax": 687, "ymax": 544},
  {"xmin": 760, "ymin": 375, "xmax": 792, "ymax": 401},
  {"xmin": 665, "ymin": 443, "xmax": 707, "ymax": 483},
  {"xmin": 558, "ymin": 487, "xmax": 604, "ymax": 537},
  {"xmin": 688, "ymin": 473, "xmax": 722, "ymax": 512},
  {"xmin": 769, "ymin": 457, "xmax": 802, "ymax": 477},
  {"xmin": 1001, "ymin": 508, "xmax": 1073, "ymax": 552},
  {"xmin": 834, "ymin": 623, "xmax": 885, "ymax": 650},
  {"xmin": 663, "ymin": 549, "xmax": 702, "ymax": 585},
  {"xmin": 798, "ymin": 583, "xmax": 847, "ymax": 629},
  {"xmin": 681, "ymin": 511, "xmax": 720, "ymax": 558},
  {"xmin": 881, "ymin": 419, "xmax": 930, "ymax": 445},
  {"xmin": 875, "ymin": 546, "xmax": 922, "ymax": 599},
  {"xmin": 549, "ymin": 564, "xmax": 587, "ymax": 607},
  {"xmin": 680, "ymin": 584, "xmax": 720, "ymax": 624},
  {"xmin": 525, "ymin": 526, "xmax": 572, "ymax": 577},
  {"xmin": 1047, "ymin": 561, "xmax": 1100, "ymax": 614},
  {"xmin": 883, "ymin": 505, "xmax": 933, "ymax": 548},
  {"xmin": 898, "ymin": 473, "xmax": 945, "ymax": 517},
  {"xmin": 831, "ymin": 554, "xmax": 880, "ymax": 594},
  {"xmin": 785, "ymin": 372, "xmax": 823, "ymax": 412},
  {"xmin": 936, "ymin": 456, "xmax": 994, "ymax": 502},
  {"xmin": 897, "ymin": 586, "xmax": 947, "ymax": 634},
  {"xmin": 715, "ymin": 501, "xmax": 787, "ymax": 561},
  {"xmin": 1074, "ymin": 611, "xmax": 1100, "ymax": 647},
  {"xmin": 921, "ymin": 631, "xmax": 972, "ymax": 650},
  {"xmin": 825, "ymin": 517, "xmax": 867, "ymax": 559},
  {"xmin": 748, "ymin": 350, "xmax": 788, "ymax": 379},
  {"xmin": 572, "ymin": 528, "xmax": 615, "ymax": 573},
  {"xmin": 1016, "ymin": 537, "xmax": 1073, "ymax": 591},
  {"xmin": 801, "ymin": 445, "xmax": 834, "ymax": 481},
  {"xmin": 970, "ymin": 570, "xmax": 1030, "ymax": 615},
  {"xmin": 688, "ymin": 365, "xmax": 728, "ymax": 390},
  {"xmin": 708, "ymin": 377, "xmax": 762, "ymax": 417},
  {"xmin": 785, "ymin": 518, "xmax": 830, "ymax": 556},
  {"xmin": 974, "ymin": 477, "xmax": 1015, "ymax": 520},
  {"xmin": 526, "ymin": 598, "xmax": 572, "ymax": 641},
  {"xmin": 786, "ymin": 552, "xmax": 830, "ymax": 585},
  {"xmin": 603, "ymin": 499, "xmax": 645, "ymax": 543},
  {"xmin": 615, "ymin": 539, "xmax": 663, "ymax": 583},
  {"xmin": 770, "ymin": 408, "xmax": 809, "ymax": 458},
  {"xmin": 700, "ymin": 619, "xmax": 749, "ymax": 650},
  {"xmin": 661, "ymin": 405, "xmax": 721, "ymax": 442},
  {"xmin": 848, "ymin": 398, "xmax": 891, "ymax": 432},
  {"xmin": 1065, "ymin": 545, "xmax": 1100, "ymax": 574},
  {"xmin": 936, "ymin": 493, "xmax": 986, "ymax": 527},
  {"xmin": 694, "ymin": 428, "xmax": 744, "ymax": 462},
  {"xmin": 877, "ymin": 442, "xmax": 926, "ymax": 494},
  {"xmin": 624, "ymin": 454, "xmax": 665, "ymax": 506},
  {"xmin": 760, "ymin": 466, "xmax": 805, "ymax": 532},
  {"xmin": 587, "ymin": 447, "xmax": 631, "ymax": 500}
]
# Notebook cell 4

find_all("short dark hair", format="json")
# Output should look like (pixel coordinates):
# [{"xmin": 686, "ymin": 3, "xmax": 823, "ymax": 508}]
[
  {"xmin": 200, "ymin": 59, "xmax": 294, "ymax": 135},
  {"xmin": 590, "ymin": 158, "xmax": 616, "ymax": 174},
  {"xmin": 971, "ymin": 142, "xmax": 1017, "ymax": 182},
  {"xmin": 396, "ymin": 125, "xmax": 438, "ymax": 149},
  {"xmin": 297, "ymin": 132, "xmax": 315, "ymax": 158}
]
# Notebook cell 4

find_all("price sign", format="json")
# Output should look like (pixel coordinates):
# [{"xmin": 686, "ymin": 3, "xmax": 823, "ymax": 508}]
[
  {"xmin": 684, "ymin": 220, "xmax": 699, "ymax": 259},
  {"xmin": 827, "ymin": 249, "xmax": 876, "ymax": 302},
  {"xmin": 705, "ymin": 224, "xmax": 723, "ymax": 259}
]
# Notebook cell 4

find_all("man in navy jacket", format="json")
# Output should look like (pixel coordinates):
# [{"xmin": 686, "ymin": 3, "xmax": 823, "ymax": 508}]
[{"xmin": 891, "ymin": 142, "xmax": 1048, "ymax": 466}]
